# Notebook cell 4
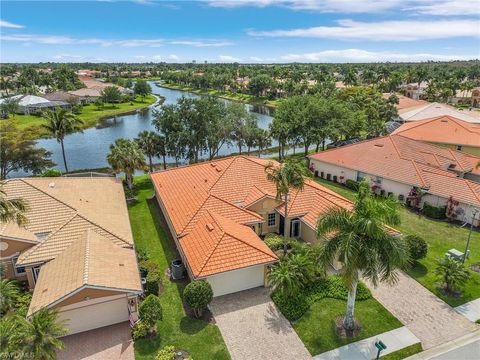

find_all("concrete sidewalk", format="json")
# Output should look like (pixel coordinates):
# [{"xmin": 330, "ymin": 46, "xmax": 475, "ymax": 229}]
[
  {"xmin": 313, "ymin": 326, "xmax": 420, "ymax": 360},
  {"xmin": 455, "ymin": 298, "xmax": 480, "ymax": 322}
]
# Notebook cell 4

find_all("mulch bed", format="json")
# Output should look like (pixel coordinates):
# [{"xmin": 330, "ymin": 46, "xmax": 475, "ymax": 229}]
[{"xmin": 335, "ymin": 316, "xmax": 362, "ymax": 338}]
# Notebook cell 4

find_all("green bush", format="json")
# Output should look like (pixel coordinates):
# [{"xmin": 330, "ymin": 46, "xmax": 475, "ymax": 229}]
[
  {"xmin": 183, "ymin": 280, "xmax": 213, "ymax": 318},
  {"xmin": 271, "ymin": 276, "xmax": 372, "ymax": 321},
  {"xmin": 155, "ymin": 345, "xmax": 176, "ymax": 360},
  {"xmin": 264, "ymin": 234, "xmax": 295, "ymax": 251},
  {"xmin": 140, "ymin": 260, "xmax": 162, "ymax": 295},
  {"xmin": 132, "ymin": 320, "xmax": 149, "ymax": 340},
  {"xmin": 405, "ymin": 235, "xmax": 428, "ymax": 261},
  {"xmin": 41, "ymin": 169, "xmax": 62, "ymax": 177},
  {"xmin": 140, "ymin": 294, "xmax": 163, "ymax": 327},
  {"xmin": 422, "ymin": 202, "xmax": 447, "ymax": 219},
  {"xmin": 345, "ymin": 179, "xmax": 359, "ymax": 191}
]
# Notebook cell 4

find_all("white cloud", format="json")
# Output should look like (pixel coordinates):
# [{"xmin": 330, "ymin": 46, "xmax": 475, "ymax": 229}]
[
  {"xmin": 207, "ymin": 0, "xmax": 402, "ymax": 13},
  {"xmin": 0, "ymin": 20, "xmax": 24, "ymax": 28},
  {"xmin": 169, "ymin": 40, "xmax": 233, "ymax": 47},
  {"xmin": 117, "ymin": 39, "xmax": 164, "ymax": 47},
  {"xmin": 404, "ymin": 1, "xmax": 478, "ymax": 16},
  {"xmin": 249, "ymin": 56, "xmax": 263, "ymax": 62},
  {"xmin": 52, "ymin": 54, "xmax": 84, "ymax": 60},
  {"xmin": 168, "ymin": 54, "xmax": 179, "ymax": 60},
  {"xmin": 248, "ymin": 19, "xmax": 480, "ymax": 41},
  {"xmin": 280, "ymin": 48, "xmax": 478, "ymax": 62},
  {"xmin": 219, "ymin": 55, "xmax": 242, "ymax": 62}
]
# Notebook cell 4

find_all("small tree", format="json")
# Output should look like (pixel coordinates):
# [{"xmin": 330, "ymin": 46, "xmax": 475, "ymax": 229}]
[
  {"xmin": 0, "ymin": 98, "xmax": 20, "ymax": 119},
  {"xmin": 435, "ymin": 257, "xmax": 470, "ymax": 294},
  {"xmin": 183, "ymin": 280, "xmax": 213, "ymax": 318},
  {"xmin": 139, "ymin": 294, "xmax": 163, "ymax": 332},
  {"xmin": 405, "ymin": 235, "xmax": 428, "ymax": 261},
  {"xmin": 134, "ymin": 80, "xmax": 152, "ymax": 101},
  {"xmin": 101, "ymin": 86, "xmax": 122, "ymax": 106}
]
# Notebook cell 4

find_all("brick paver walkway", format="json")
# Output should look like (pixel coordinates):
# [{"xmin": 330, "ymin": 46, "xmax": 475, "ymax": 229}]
[
  {"xmin": 210, "ymin": 287, "xmax": 311, "ymax": 360},
  {"xmin": 57, "ymin": 322, "xmax": 134, "ymax": 360},
  {"xmin": 367, "ymin": 272, "xmax": 478, "ymax": 350}
]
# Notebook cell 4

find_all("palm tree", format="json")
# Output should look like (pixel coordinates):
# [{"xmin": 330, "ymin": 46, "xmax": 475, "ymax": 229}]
[
  {"xmin": 0, "ymin": 279, "xmax": 21, "ymax": 315},
  {"xmin": 268, "ymin": 252, "xmax": 315, "ymax": 296},
  {"xmin": 107, "ymin": 138, "xmax": 146, "ymax": 190},
  {"xmin": 0, "ymin": 185, "xmax": 28, "ymax": 226},
  {"xmin": 19, "ymin": 308, "xmax": 68, "ymax": 359},
  {"xmin": 265, "ymin": 159, "xmax": 308, "ymax": 255},
  {"xmin": 316, "ymin": 180, "xmax": 409, "ymax": 332},
  {"xmin": 42, "ymin": 108, "xmax": 83, "ymax": 173},
  {"xmin": 135, "ymin": 131, "xmax": 164, "ymax": 172},
  {"xmin": 435, "ymin": 257, "xmax": 470, "ymax": 294}
]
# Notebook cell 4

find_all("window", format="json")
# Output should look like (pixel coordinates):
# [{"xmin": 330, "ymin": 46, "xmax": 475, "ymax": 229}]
[
  {"xmin": 357, "ymin": 171, "xmax": 366, "ymax": 182},
  {"xmin": 35, "ymin": 232, "xmax": 50, "ymax": 241},
  {"xmin": 12, "ymin": 256, "xmax": 26, "ymax": 276},
  {"xmin": 32, "ymin": 266, "xmax": 41, "ymax": 284},
  {"xmin": 267, "ymin": 213, "xmax": 276, "ymax": 227},
  {"xmin": 456, "ymin": 145, "xmax": 463, "ymax": 151},
  {"xmin": 375, "ymin": 176, "xmax": 383, "ymax": 185}
]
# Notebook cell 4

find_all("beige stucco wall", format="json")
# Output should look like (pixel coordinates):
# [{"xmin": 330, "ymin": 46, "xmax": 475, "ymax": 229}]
[
  {"xmin": 435, "ymin": 143, "xmax": 480, "ymax": 157},
  {"xmin": 248, "ymin": 197, "xmax": 282, "ymax": 235},
  {"xmin": 0, "ymin": 238, "xmax": 35, "ymax": 258},
  {"xmin": 300, "ymin": 223, "xmax": 319, "ymax": 244}
]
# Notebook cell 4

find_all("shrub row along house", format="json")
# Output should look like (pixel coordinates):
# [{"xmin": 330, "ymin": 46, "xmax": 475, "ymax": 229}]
[
  {"xmin": 308, "ymin": 134, "xmax": 480, "ymax": 227},
  {"xmin": 0, "ymin": 177, "xmax": 142, "ymax": 335},
  {"xmin": 151, "ymin": 155, "xmax": 355, "ymax": 296}
]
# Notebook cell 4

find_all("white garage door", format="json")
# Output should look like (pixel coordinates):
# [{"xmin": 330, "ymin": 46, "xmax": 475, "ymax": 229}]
[
  {"xmin": 58, "ymin": 295, "xmax": 129, "ymax": 335},
  {"xmin": 207, "ymin": 265, "xmax": 265, "ymax": 297}
]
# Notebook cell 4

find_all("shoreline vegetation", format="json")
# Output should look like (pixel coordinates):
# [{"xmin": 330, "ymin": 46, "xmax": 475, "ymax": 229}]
[
  {"xmin": 157, "ymin": 82, "xmax": 281, "ymax": 108},
  {"xmin": 10, "ymin": 94, "xmax": 159, "ymax": 138}
]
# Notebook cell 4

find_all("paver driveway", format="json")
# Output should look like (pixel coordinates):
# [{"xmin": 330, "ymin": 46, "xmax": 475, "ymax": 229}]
[
  {"xmin": 367, "ymin": 272, "xmax": 478, "ymax": 350},
  {"xmin": 57, "ymin": 322, "xmax": 134, "ymax": 360},
  {"xmin": 209, "ymin": 287, "xmax": 311, "ymax": 360}
]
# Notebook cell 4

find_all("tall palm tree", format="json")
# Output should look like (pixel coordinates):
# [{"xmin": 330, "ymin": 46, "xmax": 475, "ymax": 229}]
[
  {"xmin": 42, "ymin": 108, "xmax": 83, "ymax": 173},
  {"xmin": 19, "ymin": 308, "xmax": 68, "ymax": 359},
  {"xmin": 316, "ymin": 180, "xmax": 409, "ymax": 331},
  {"xmin": 107, "ymin": 138, "xmax": 146, "ymax": 190},
  {"xmin": 265, "ymin": 160, "xmax": 309, "ymax": 255},
  {"xmin": 0, "ymin": 279, "xmax": 21, "ymax": 315},
  {"xmin": 0, "ymin": 185, "xmax": 28, "ymax": 226},
  {"xmin": 135, "ymin": 131, "xmax": 164, "ymax": 172}
]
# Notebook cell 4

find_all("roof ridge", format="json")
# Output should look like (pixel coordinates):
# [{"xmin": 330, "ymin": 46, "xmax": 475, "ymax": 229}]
[
  {"xmin": 83, "ymin": 230, "xmax": 90, "ymax": 285},
  {"xmin": 196, "ymin": 225, "xmax": 226, "ymax": 276},
  {"xmin": 411, "ymin": 160, "xmax": 428, "ymax": 188},
  {"xmin": 225, "ymin": 231, "xmax": 277, "ymax": 261},
  {"xmin": 209, "ymin": 193, "xmax": 264, "ymax": 220},
  {"xmin": 389, "ymin": 135, "xmax": 403, "ymax": 158},
  {"xmin": 447, "ymin": 149, "xmax": 470, "ymax": 172},
  {"xmin": 309, "ymin": 136, "xmax": 390, "ymax": 158},
  {"xmin": 465, "ymin": 180, "xmax": 480, "ymax": 204},
  {"xmin": 179, "ymin": 194, "xmax": 214, "ymax": 236},
  {"xmin": 395, "ymin": 116, "xmax": 440, "ymax": 134},
  {"xmin": 207, "ymin": 155, "xmax": 241, "ymax": 192},
  {"xmin": 77, "ymin": 213, "xmax": 132, "ymax": 247},
  {"xmin": 20, "ymin": 179, "xmax": 78, "ymax": 213}
]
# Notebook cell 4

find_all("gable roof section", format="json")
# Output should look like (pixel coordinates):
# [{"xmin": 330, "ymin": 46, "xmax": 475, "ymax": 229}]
[
  {"xmin": 28, "ymin": 229, "xmax": 141, "ymax": 316},
  {"xmin": 399, "ymin": 102, "xmax": 480, "ymax": 123},
  {"xmin": 179, "ymin": 210, "xmax": 277, "ymax": 278},
  {"xmin": 392, "ymin": 115, "xmax": 480, "ymax": 148},
  {"xmin": 0, "ymin": 222, "xmax": 38, "ymax": 243}
]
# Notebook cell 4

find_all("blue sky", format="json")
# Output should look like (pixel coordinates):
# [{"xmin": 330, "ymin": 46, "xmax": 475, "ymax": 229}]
[{"xmin": 1, "ymin": 0, "xmax": 479, "ymax": 63}]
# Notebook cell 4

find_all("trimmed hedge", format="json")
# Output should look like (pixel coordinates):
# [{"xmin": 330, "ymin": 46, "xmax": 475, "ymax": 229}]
[
  {"xmin": 345, "ymin": 179, "xmax": 359, "ymax": 191},
  {"xmin": 264, "ymin": 234, "xmax": 296, "ymax": 251},
  {"xmin": 272, "ymin": 276, "xmax": 371, "ymax": 321},
  {"xmin": 422, "ymin": 202, "xmax": 447, "ymax": 219}
]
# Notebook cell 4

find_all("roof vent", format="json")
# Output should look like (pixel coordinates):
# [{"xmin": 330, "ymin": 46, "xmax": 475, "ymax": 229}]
[
  {"xmin": 374, "ymin": 144, "xmax": 384, "ymax": 147},
  {"xmin": 441, "ymin": 119, "xmax": 448, "ymax": 123},
  {"xmin": 210, "ymin": 163, "xmax": 216, "ymax": 167},
  {"xmin": 206, "ymin": 223, "xmax": 215, "ymax": 231},
  {"xmin": 48, "ymin": 182, "xmax": 55, "ymax": 188},
  {"xmin": 216, "ymin": 167, "xmax": 222, "ymax": 172},
  {"xmin": 119, "ymin": 263, "xmax": 124, "ymax": 267}
]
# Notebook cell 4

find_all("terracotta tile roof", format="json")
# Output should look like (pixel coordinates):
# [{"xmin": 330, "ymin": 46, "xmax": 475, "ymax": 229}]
[
  {"xmin": 180, "ymin": 211, "xmax": 277, "ymax": 277},
  {"xmin": 382, "ymin": 94, "xmax": 429, "ymax": 110},
  {"xmin": 2, "ymin": 178, "xmax": 133, "ymax": 266},
  {"xmin": 399, "ymin": 102, "xmax": 480, "ymax": 123},
  {"xmin": 392, "ymin": 115, "xmax": 480, "ymax": 148},
  {"xmin": 0, "ymin": 222, "xmax": 38, "ymax": 242},
  {"xmin": 28, "ymin": 230, "xmax": 141, "ymax": 315},
  {"xmin": 151, "ymin": 156, "xmax": 358, "ymax": 277},
  {"xmin": 68, "ymin": 88, "xmax": 102, "ymax": 97},
  {"xmin": 308, "ymin": 136, "xmax": 480, "ymax": 207}
]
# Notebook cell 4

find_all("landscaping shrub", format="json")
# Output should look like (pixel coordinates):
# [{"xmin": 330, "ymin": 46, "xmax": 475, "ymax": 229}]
[
  {"xmin": 435, "ymin": 257, "xmax": 470, "ymax": 294},
  {"xmin": 345, "ymin": 179, "xmax": 359, "ymax": 191},
  {"xmin": 405, "ymin": 235, "xmax": 428, "ymax": 261},
  {"xmin": 264, "ymin": 234, "xmax": 295, "ymax": 251},
  {"xmin": 140, "ymin": 294, "xmax": 163, "ymax": 328},
  {"xmin": 183, "ymin": 280, "xmax": 213, "ymax": 318},
  {"xmin": 41, "ymin": 169, "xmax": 62, "ymax": 177},
  {"xmin": 137, "ymin": 248, "xmax": 149, "ymax": 263},
  {"xmin": 271, "ymin": 276, "xmax": 372, "ymax": 321},
  {"xmin": 132, "ymin": 320, "xmax": 149, "ymax": 340},
  {"xmin": 422, "ymin": 202, "xmax": 447, "ymax": 220},
  {"xmin": 140, "ymin": 260, "xmax": 162, "ymax": 295},
  {"xmin": 155, "ymin": 345, "xmax": 176, "ymax": 360}
]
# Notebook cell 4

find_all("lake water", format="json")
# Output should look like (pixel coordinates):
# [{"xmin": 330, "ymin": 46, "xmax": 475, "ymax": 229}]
[{"xmin": 14, "ymin": 82, "xmax": 278, "ymax": 176}]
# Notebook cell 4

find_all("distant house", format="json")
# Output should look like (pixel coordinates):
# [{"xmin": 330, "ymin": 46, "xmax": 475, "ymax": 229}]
[
  {"xmin": 398, "ymin": 102, "xmax": 480, "ymax": 123},
  {"xmin": 448, "ymin": 87, "xmax": 480, "ymax": 108},
  {"xmin": 44, "ymin": 91, "xmax": 80, "ymax": 104},
  {"xmin": 392, "ymin": 115, "xmax": 480, "ymax": 158},
  {"xmin": 0, "ymin": 94, "xmax": 69, "ymax": 114},
  {"xmin": 1, "ymin": 178, "xmax": 141, "ymax": 335},
  {"xmin": 383, "ymin": 93, "xmax": 429, "ymax": 111},
  {"xmin": 150, "ymin": 156, "xmax": 361, "ymax": 296},
  {"xmin": 309, "ymin": 135, "xmax": 480, "ymax": 227},
  {"xmin": 401, "ymin": 81, "xmax": 429, "ymax": 100},
  {"xmin": 68, "ymin": 88, "xmax": 102, "ymax": 104}
]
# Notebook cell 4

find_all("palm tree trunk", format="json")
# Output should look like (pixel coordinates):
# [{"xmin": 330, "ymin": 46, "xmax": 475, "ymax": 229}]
[
  {"xmin": 162, "ymin": 155, "xmax": 167, "ymax": 170},
  {"xmin": 148, "ymin": 156, "xmax": 153, "ymax": 173},
  {"xmin": 126, "ymin": 174, "xmax": 133, "ymax": 190},
  {"xmin": 283, "ymin": 193, "xmax": 288, "ymax": 256},
  {"xmin": 60, "ymin": 139, "xmax": 68, "ymax": 173},
  {"xmin": 343, "ymin": 271, "xmax": 358, "ymax": 330}
]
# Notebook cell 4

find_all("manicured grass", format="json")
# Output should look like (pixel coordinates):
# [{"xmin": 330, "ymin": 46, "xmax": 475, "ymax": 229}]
[
  {"xmin": 159, "ymin": 82, "xmax": 281, "ymax": 107},
  {"xmin": 381, "ymin": 343, "xmax": 423, "ymax": 360},
  {"xmin": 128, "ymin": 175, "xmax": 230, "ymax": 360},
  {"xmin": 10, "ymin": 95, "xmax": 157, "ymax": 137},
  {"xmin": 314, "ymin": 177, "xmax": 480, "ymax": 307},
  {"xmin": 293, "ymin": 297, "xmax": 403, "ymax": 355}
]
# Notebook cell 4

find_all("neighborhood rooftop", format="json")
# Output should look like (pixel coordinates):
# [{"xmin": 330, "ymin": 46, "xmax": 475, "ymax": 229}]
[{"xmin": 399, "ymin": 102, "xmax": 480, "ymax": 123}]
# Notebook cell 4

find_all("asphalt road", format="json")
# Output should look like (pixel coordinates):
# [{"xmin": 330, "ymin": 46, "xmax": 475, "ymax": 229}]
[{"xmin": 431, "ymin": 339, "xmax": 480, "ymax": 360}]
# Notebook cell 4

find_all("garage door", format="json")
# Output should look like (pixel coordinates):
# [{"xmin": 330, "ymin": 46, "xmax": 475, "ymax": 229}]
[
  {"xmin": 206, "ymin": 265, "xmax": 265, "ymax": 297},
  {"xmin": 58, "ymin": 295, "xmax": 129, "ymax": 335}
]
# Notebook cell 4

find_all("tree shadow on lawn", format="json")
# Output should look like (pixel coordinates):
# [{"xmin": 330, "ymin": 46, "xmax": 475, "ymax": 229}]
[
  {"xmin": 179, "ymin": 316, "xmax": 209, "ymax": 335},
  {"xmin": 134, "ymin": 333, "xmax": 161, "ymax": 357},
  {"xmin": 407, "ymin": 262, "xmax": 428, "ymax": 278}
]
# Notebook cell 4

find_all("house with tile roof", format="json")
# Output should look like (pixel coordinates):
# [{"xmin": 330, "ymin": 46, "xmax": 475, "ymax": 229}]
[
  {"xmin": 151, "ymin": 155, "xmax": 354, "ymax": 296},
  {"xmin": 392, "ymin": 115, "xmax": 480, "ymax": 158},
  {"xmin": 398, "ymin": 102, "xmax": 480, "ymax": 124},
  {"xmin": 308, "ymin": 135, "xmax": 480, "ymax": 227},
  {"xmin": 448, "ymin": 87, "xmax": 480, "ymax": 108},
  {"xmin": 0, "ymin": 177, "xmax": 142, "ymax": 335}
]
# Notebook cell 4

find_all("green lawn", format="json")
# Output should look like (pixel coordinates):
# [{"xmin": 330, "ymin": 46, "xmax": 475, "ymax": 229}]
[
  {"xmin": 128, "ymin": 175, "xmax": 230, "ymax": 360},
  {"xmin": 314, "ymin": 178, "xmax": 480, "ymax": 307},
  {"xmin": 10, "ymin": 95, "xmax": 157, "ymax": 137},
  {"xmin": 293, "ymin": 298, "xmax": 403, "ymax": 355},
  {"xmin": 381, "ymin": 343, "xmax": 423, "ymax": 360}
]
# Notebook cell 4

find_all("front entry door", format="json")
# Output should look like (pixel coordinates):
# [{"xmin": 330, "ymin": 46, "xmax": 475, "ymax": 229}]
[{"xmin": 290, "ymin": 219, "xmax": 300, "ymax": 238}]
